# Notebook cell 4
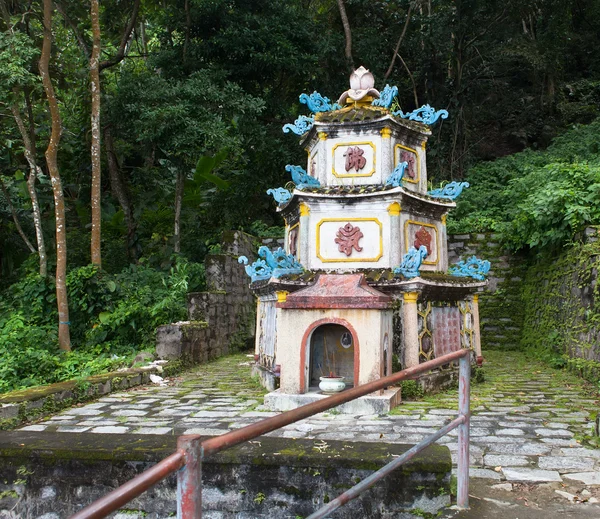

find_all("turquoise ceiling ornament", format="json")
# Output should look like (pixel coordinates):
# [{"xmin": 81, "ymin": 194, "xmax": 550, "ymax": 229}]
[
  {"xmin": 449, "ymin": 256, "xmax": 491, "ymax": 281},
  {"xmin": 393, "ymin": 104, "xmax": 449, "ymax": 126},
  {"xmin": 393, "ymin": 246, "xmax": 428, "ymax": 279},
  {"xmin": 285, "ymin": 164, "xmax": 321, "ymax": 189},
  {"xmin": 372, "ymin": 85, "xmax": 398, "ymax": 109},
  {"xmin": 282, "ymin": 115, "xmax": 315, "ymax": 135},
  {"xmin": 238, "ymin": 256, "xmax": 272, "ymax": 282},
  {"xmin": 239, "ymin": 247, "xmax": 303, "ymax": 282},
  {"xmin": 267, "ymin": 187, "xmax": 292, "ymax": 205},
  {"xmin": 299, "ymin": 91, "xmax": 341, "ymax": 113},
  {"xmin": 428, "ymin": 181, "xmax": 470, "ymax": 200},
  {"xmin": 385, "ymin": 161, "xmax": 408, "ymax": 187}
]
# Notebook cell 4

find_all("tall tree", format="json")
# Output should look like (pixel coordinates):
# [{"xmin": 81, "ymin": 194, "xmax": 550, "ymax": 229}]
[
  {"xmin": 0, "ymin": 175, "xmax": 35, "ymax": 253},
  {"xmin": 336, "ymin": 0, "xmax": 354, "ymax": 71},
  {"xmin": 39, "ymin": 0, "xmax": 71, "ymax": 350},
  {"xmin": 0, "ymin": 2, "xmax": 48, "ymax": 276},
  {"xmin": 9, "ymin": 99, "xmax": 47, "ymax": 275},
  {"xmin": 90, "ymin": 0, "xmax": 101, "ymax": 266}
]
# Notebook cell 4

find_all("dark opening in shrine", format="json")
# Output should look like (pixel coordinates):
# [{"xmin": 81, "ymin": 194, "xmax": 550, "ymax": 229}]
[{"xmin": 309, "ymin": 323, "xmax": 355, "ymax": 388}]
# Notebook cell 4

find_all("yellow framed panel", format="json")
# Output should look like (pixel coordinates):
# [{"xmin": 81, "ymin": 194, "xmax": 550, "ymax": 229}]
[
  {"xmin": 394, "ymin": 143, "xmax": 420, "ymax": 184},
  {"xmin": 403, "ymin": 219, "xmax": 439, "ymax": 266},
  {"xmin": 331, "ymin": 141, "xmax": 376, "ymax": 178},
  {"xmin": 316, "ymin": 217, "xmax": 383, "ymax": 262}
]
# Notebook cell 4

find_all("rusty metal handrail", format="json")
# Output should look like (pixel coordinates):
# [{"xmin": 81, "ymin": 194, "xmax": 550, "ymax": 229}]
[{"xmin": 70, "ymin": 348, "xmax": 471, "ymax": 518}]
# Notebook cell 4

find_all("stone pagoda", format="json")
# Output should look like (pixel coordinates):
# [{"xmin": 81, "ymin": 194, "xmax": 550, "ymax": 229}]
[{"xmin": 239, "ymin": 67, "xmax": 489, "ymax": 413}]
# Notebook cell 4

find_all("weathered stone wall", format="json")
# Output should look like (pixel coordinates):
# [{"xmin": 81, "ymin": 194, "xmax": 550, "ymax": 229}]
[
  {"xmin": 448, "ymin": 233, "xmax": 528, "ymax": 350},
  {"xmin": 0, "ymin": 432, "xmax": 451, "ymax": 519},
  {"xmin": 448, "ymin": 228, "xmax": 600, "ymax": 372},
  {"xmin": 156, "ymin": 231, "xmax": 257, "ymax": 363},
  {"xmin": 520, "ymin": 228, "xmax": 600, "ymax": 364}
]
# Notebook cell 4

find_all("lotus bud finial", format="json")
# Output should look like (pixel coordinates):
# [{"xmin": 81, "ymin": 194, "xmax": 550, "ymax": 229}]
[{"xmin": 338, "ymin": 66, "xmax": 380, "ymax": 105}]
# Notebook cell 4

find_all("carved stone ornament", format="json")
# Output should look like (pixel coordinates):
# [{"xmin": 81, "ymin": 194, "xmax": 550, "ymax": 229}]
[
  {"xmin": 337, "ymin": 66, "xmax": 380, "ymax": 104},
  {"xmin": 238, "ymin": 246, "xmax": 303, "ymax": 282},
  {"xmin": 299, "ymin": 91, "xmax": 341, "ymax": 113},
  {"xmin": 343, "ymin": 146, "xmax": 367, "ymax": 172},
  {"xmin": 393, "ymin": 104, "xmax": 449, "ymax": 126},
  {"xmin": 335, "ymin": 223, "xmax": 364, "ymax": 256},
  {"xmin": 282, "ymin": 115, "xmax": 314, "ymax": 135},
  {"xmin": 428, "ymin": 181, "xmax": 470, "ymax": 200},
  {"xmin": 414, "ymin": 226, "xmax": 432, "ymax": 255},
  {"xmin": 393, "ymin": 246, "xmax": 428, "ymax": 279},
  {"xmin": 400, "ymin": 150, "xmax": 417, "ymax": 179},
  {"xmin": 288, "ymin": 227, "xmax": 298, "ymax": 256}
]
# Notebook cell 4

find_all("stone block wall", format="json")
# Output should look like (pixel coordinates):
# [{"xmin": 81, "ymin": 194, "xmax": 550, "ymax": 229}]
[
  {"xmin": 156, "ymin": 231, "xmax": 257, "ymax": 363},
  {"xmin": 448, "ymin": 228, "xmax": 600, "ymax": 367},
  {"xmin": 0, "ymin": 433, "xmax": 451, "ymax": 519},
  {"xmin": 448, "ymin": 233, "xmax": 528, "ymax": 350},
  {"xmin": 519, "ymin": 228, "xmax": 600, "ymax": 363}
]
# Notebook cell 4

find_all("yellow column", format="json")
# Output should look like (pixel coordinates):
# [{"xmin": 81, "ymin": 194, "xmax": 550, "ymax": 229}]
[
  {"xmin": 402, "ymin": 292, "xmax": 420, "ymax": 368},
  {"xmin": 471, "ymin": 294, "xmax": 483, "ymax": 365}
]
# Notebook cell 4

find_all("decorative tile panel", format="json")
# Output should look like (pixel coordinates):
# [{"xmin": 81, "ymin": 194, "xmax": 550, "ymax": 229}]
[
  {"xmin": 258, "ymin": 296, "xmax": 277, "ymax": 369},
  {"xmin": 432, "ymin": 306, "xmax": 461, "ymax": 357},
  {"xmin": 394, "ymin": 144, "xmax": 419, "ymax": 183},
  {"xmin": 332, "ymin": 142, "xmax": 376, "ymax": 178},
  {"xmin": 316, "ymin": 218, "xmax": 383, "ymax": 263},
  {"xmin": 417, "ymin": 302, "xmax": 434, "ymax": 363},
  {"xmin": 404, "ymin": 220, "xmax": 439, "ymax": 266}
]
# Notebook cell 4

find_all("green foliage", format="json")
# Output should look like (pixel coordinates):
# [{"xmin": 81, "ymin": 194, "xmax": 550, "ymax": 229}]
[
  {"xmin": 519, "ymin": 239, "xmax": 600, "ymax": 375},
  {"xmin": 0, "ymin": 29, "xmax": 39, "ymax": 97},
  {"xmin": 506, "ymin": 162, "xmax": 600, "ymax": 249},
  {"xmin": 472, "ymin": 367, "xmax": 485, "ymax": 384},
  {"xmin": 247, "ymin": 220, "xmax": 285, "ymax": 239},
  {"xmin": 401, "ymin": 380, "xmax": 424, "ymax": 400},
  {"xmin": 0, "ymin": 258, "xmax": 205, "ymax": 393},
  {"xmin": 450, "ymin": 119, "xmax": 600, "ymax": 250}
]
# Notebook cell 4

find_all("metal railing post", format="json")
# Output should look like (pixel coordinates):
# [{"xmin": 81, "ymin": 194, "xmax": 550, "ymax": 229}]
[
  {"xmin": 456, "ymin": 352, "xmax": 470, "ymax": 509},
  {"xmin": 177, "ymin": 435, "xmax": 203, "ymax": 518}
]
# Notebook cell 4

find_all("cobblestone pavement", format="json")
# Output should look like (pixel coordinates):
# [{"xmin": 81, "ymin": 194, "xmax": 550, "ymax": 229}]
[{"xmin": 20, "ymin": 351, "xmax": 600, "ymax": 503}]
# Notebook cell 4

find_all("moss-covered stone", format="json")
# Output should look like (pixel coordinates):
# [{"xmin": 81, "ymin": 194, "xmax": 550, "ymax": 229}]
[{"xmin": 0, "ymin": 368, "xmax": 159, "ymax": 430}]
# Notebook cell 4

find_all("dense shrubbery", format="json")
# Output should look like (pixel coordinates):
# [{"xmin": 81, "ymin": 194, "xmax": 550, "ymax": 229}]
[
  {"xmin": 0, "ymin": 258, "xmax": 205, "ymax": 393},
  {"xmin": 448, "ymin": 118, "xmax": 600, "ymax": 250}
]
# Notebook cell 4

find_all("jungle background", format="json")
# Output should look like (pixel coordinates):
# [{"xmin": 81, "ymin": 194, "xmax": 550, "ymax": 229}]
[{"xmin": 1, "ymin": 0, "xmax": 599, "ymax": 393}]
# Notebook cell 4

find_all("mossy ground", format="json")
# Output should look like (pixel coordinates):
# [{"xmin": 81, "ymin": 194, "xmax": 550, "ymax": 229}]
[
  {"xmin": 178, "ymin": 351, "xmax": 268, "ymax": 401},
  {"xmin": 390, "ymin": 350, "xmax": 600, "ymax": 424}
]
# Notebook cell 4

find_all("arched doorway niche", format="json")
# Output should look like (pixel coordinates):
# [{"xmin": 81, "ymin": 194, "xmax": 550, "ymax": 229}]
[{"xmin": 309, "ymin": 323, "xmax": 355, "ymax": 389}]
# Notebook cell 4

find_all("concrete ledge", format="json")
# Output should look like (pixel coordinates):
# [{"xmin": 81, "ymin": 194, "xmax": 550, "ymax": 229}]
[
  {"xmin": 264, "ymin": 387, "xmax": 402, "ymax": 414},
  {"xmin": 417, "ymin": 368, "xmax": 459, "ymax": 394},
  {"xmin": 0, "ymin": 367, "xmax": 160, "ymax": 430},
  {"xmin": 0, "ymin": 431, "xmax": 451, "ymax": 518}
]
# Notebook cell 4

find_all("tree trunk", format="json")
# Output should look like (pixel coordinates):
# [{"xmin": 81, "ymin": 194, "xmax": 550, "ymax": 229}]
[
  {"xmin": 1, "ymin": 2, "xmax": 47, "ymax": 276},
  {"xmin": 10, "ymin": 99, "xmax": 48, "ymax": 276},
  {"xmin": 90, "ymin": 0, "xmax": 102, "ymax": 267},
  {"xmin": 39, "ymin": 0, "xmax": 71, "ymax": 351},
  {"xmin": 336, "ymin": 0, "xmax": 354, "ymax": 71},
  {"xmin": 99, "ymin": 0, "xmax": 141, "ymax": 71},
  {"xmin": 173, "ymin": 170, "xmax": 185, "ymax": 253},
  {"xmin": 384, "ymin": 2, "xmax": 413, "ymax": 82},
  {"xmin": 0, "ymin": 176, "xmax": 36, "ymax": 253},
  {"xmin": 183, "ymin": 0, "xmax": 190, "ymax": 64},
  {"xmin": 104, "ymin": 125, "xmax": 137, "ymax": 261}
]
